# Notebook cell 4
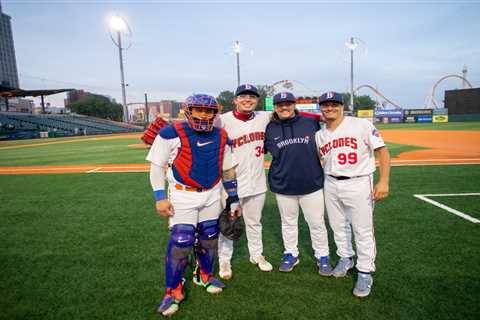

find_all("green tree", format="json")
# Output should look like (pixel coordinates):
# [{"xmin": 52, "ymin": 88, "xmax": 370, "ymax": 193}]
[
  {"xmin": 66, "ymin": 95, "xmax": 123, "ymax": 121},
  {"xmin": 217, "ymin": 85, "xmax": 269, "ymax": 113},
  {"xmin": 216, "ymin": 90, "xmax": 235, "ymax": 113},
  {"xmin": 341, "ymin": 93, "xmax": 377, "ymax": 110}
]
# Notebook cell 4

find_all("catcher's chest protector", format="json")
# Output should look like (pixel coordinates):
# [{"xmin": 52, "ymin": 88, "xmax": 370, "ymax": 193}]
[{"xmin": 172, "ymin": 122, "xmax": 227, "ymax": 189}]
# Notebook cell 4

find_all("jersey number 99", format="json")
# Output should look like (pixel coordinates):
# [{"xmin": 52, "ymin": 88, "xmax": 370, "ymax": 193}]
[{"xmin": 338, "ymin": 152, "xmax": 357, "ymax": 165}]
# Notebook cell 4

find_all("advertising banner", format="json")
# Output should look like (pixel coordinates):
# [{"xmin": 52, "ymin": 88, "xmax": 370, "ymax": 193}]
[
  {"xmin": 389, "ymin": 117, "xmax": 403, "ymax": 123},
  {"xmin": 433, "ymin": 115, "xmax": 449, "ymax": 123},
  {"xmin": 404, "ymin": 109, "xmax": 433, "ymax": 116},
  {"xmin": 296, "ymin": 103, "xmax": 319, "ymax": 111},
  {"xmin": 357, "ymin": 109, "xmax": 374, "ymax": 118},
  {"xmin": 265, "ymin": 97, "xmax": 273, "ymax": 111},
  {"xmin": 404, "ymin": 116, "xmax": 415, "ymax": 123},
  {"xmin": 374, "ymin": 109, "xmax": 403, "ymax": 118},
  {"xmin": 433, "ymin": 108, "xmax": 448, "ymax": 115},
  {"xmin": 415, "ymin": 115, "xmax": 433, "ymax": 123}
]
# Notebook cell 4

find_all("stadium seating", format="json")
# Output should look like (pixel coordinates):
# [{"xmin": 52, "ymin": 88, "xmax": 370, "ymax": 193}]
[{"xmin": 0, "ymin": 112, "xmax": 143, "ymax": 139}]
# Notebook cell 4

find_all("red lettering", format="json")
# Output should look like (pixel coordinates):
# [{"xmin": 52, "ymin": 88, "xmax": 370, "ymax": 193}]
[
  {"xmin": 351, "ymin": 138, "xmax": 357, "ymax": 149},
  {"xmin": 333, "ymin": 139, "xmax": 338, "ymax": 148}
]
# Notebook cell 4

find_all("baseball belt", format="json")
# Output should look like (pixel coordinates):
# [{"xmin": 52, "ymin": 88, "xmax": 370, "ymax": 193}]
[{"xmin": 174, "ymin": 183, "xmax": 208, "ymax": 192}]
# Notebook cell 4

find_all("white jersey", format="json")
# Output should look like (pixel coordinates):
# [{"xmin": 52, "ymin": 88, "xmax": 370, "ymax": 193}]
[
  {"xmin": 146, "ymin": 134, "xmax": 237, "ymax": 194},
  {"xmin": 315, "ymin": 116, "xmax": 385, "ymax": 177},
  {"xmin": 218, "ymin": 111, "xmax": 271, "ymax": 198}
]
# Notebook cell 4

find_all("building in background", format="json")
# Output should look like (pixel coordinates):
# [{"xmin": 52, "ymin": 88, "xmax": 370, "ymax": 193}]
[
  {"xmin": 0, "ymin": 0, "xmax": 19, "ymax": 89},
  {"xmin": 0, "ymin": 0, "xmax": 20, "ymax": 111}
]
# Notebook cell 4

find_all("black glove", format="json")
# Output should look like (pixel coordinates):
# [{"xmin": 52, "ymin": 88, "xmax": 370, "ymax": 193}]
[{"xmin": 219, "ymin": 196, "xmax": 244, "ymax": 241}]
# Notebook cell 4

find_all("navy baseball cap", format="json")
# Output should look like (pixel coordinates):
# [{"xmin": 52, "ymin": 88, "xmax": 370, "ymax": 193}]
[
  {"xmin": 235, "ymin": 84, "xmax": 260, "ymax": 97},
  {"xmin": 273, "ymin": 92, "xmax": 296, "ymax": 105},
  {"xmin": 318, "ymin": 91, "xmax": 344, "ymax": 105}
]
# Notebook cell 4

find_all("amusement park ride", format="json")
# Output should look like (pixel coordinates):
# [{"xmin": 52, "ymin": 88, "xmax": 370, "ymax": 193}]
[{"xmin": 267, "ymin": 66, "xmax": 472, "ymax": 110}]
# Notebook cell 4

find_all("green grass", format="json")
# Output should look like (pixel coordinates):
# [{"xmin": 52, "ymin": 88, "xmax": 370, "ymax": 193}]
[
  {"xmin": 0, "ymin": 138, "xmax": 148, "ymax": 166},
  {"xmin": 0, "ymin": 135, "xmax": 423, "ymax": 167},
  {"xmin": 425, "ymin": 195, "xmax": 480, "ymax": 219},
  {"xmin": 376, "ymin": 121, "xmax": 480, "ymax": 131},
  {"xmin": 1, "ymin": 165, "xmax": 480, "ymax": 320}
]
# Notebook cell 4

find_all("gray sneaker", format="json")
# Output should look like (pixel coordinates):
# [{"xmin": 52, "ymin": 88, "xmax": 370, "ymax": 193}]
[
  {"xmin": 332, "ymin": 257, "xmax": 354, "ymax": 278},
  {"xmin": 353, "ymin": 273, "xmax": 373, "ymax": 297}
]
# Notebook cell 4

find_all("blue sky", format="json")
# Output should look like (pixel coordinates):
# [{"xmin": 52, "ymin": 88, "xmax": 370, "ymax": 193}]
[{"xmin": 3, "ymin": 0, "xmax": 480, "ymax": 109}]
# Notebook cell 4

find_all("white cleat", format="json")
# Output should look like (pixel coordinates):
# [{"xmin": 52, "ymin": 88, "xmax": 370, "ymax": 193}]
[
  {"xmin": 219, "ymin": 261, "xmax": 233, "ymax": 280},
  {"xmin": 250, "ymin": 255, "xmax": 273, "ymax": 272},
  {"xmin": 353, "ymin": 273, "xmax": 373, "ymax": 297}
]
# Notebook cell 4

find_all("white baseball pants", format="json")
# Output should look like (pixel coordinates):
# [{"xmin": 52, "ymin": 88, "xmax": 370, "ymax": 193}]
[
  {"xmin": 324, "ymin": 174, "xmax": 376, "ymax": 273},
  {"xmin": 218, "ymin": 192, "xmax": 266, "ymax": 263},
  {"xmin": 275, "ymin": 188, "xmax": 329, "ymax": 259}
]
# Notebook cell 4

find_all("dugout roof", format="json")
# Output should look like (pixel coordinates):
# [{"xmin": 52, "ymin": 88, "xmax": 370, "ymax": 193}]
[{"xmin": 0, "ymin": 85, "xmax": 74, "ymax": 98}]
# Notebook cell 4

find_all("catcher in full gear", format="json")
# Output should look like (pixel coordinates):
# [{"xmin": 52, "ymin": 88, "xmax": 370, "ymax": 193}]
[{"xmin": 146, "ymin": 93, "xmax": 241, "ymax": 317}]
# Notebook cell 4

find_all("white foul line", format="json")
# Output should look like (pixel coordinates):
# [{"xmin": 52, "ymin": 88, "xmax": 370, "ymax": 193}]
[
  {"xmin": 414, "ymin": 194, "xmax": 480, "ymax": 224},
  {"xmin": 86, "ymin": 167, "xmax": 102, "ymax": 173}
]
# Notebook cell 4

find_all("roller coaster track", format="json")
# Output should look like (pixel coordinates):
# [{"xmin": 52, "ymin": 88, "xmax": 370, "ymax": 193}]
[
  {"xmin": 427, "ymin": 75, "xmax": 472, "ymax": 108},
  {"xmin": 354, "ymin": 84, "xmax": 402, "ymax": 109}
]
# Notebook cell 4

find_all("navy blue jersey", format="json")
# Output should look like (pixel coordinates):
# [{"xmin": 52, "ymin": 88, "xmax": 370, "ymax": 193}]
[{"xmin": 265, "ymin": 115, "xmax": 324, "ymax": 195}]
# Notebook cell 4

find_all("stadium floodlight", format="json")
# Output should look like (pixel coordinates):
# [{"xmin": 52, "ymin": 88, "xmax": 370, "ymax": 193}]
[
  {"xmin": 233, "ymin": 41, "xmax": 241, "ymax": 87},
  {"xmin": 345, "ymin": 37, "xmax": 361, "ymax": 111},
  {"xmin": 108, "ymin": 15, "xmax": 132, "ymax": 122}
]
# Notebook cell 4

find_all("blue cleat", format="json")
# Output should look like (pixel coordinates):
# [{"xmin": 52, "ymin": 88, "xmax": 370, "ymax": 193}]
[
  {"xmin": 332, "ymin": 257, "xmax": 354, "ymax": 278},
  {"xmin": 317, "ymin": 256, "xmax": 333, "ymax": 276},
  {"xmin": 279, "ymin": 253, "xmax": 299, "ymax": 272},
  {"xmin": 156, "ymin": 281, "xmax": 185, "ymax": 317}
]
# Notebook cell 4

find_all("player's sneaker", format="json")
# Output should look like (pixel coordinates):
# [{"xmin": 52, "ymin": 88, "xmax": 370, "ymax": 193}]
[
  {"xmin": 250, "ymin": 255, "xmax": 273, "ymax": 272},
  {"xmin": 219, "ymin": 261, "xmax": 232, "ymax": 280},
  {"xmin": 193, "ymin": 265, "xmax": 226, "ymax": 294},
  {"xmin": 279, "ymin": 253, "xmax": 299, "ymax": 272},
  {"xmin": 317, "ymin": 256, "xmax": 333, "ymax": 276},
  {"xmin": 156, "ymin": 281, "xmax": 185, "ymax": 317},
  {"xmin": 353, "ymin": 272, "xmax": 373, "ymax": 297},
  {"xmin": 332, "ymin": 257, "xmax": 354, "ymax": 278}
]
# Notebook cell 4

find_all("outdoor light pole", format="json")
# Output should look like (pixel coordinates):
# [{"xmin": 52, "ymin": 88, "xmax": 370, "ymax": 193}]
[
  {"xmin": 233, "ymin": 41, "xmax": 241, "ymax": 87},
  {"xmin": 109, "ymin": 16, "xmax": 131, "ymax": 123},
  {"xmin": 346, "ymin": 37, "xmax": 359, "ymax": 112}
]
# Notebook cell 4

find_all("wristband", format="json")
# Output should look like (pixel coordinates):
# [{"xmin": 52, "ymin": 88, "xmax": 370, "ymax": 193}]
[
  {"xmin": 223, "ymin": 179, "xmax": 238, "ymax": 197},
  {"xmin": 154, "ymin": 189, "xmax": 166, "ymax": 201}
]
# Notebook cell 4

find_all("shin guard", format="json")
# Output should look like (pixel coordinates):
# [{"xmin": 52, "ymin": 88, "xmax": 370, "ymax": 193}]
[
  {"xmin": 165, "ymin": 224, "xmax": 196, "ymax": 290},
  {"xmin": 195, "ymin": 219, "xmax": 219, "ymax": 277}
]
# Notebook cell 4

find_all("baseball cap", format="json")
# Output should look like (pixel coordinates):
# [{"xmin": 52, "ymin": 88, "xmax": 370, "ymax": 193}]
[
  {"xmin": 235, "ymin": 84, "xmax": 260, "ymax": 97},
  {"xmin": 318, "ymin": 91, "xmax": 344, "ymax": 105},
  {"xmin": 273, "ymin": 92, "xmax": 296, "ymax": 105}
]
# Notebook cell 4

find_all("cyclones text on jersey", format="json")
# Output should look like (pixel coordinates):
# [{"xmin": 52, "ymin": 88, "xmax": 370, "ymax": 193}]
[
  {"xmin": 231, "ymin": 131, "xmax": 265, "ymax": 148},
  {"xmin": 319, "ymin": 137, "xmax": 358, "ymax": 157}
]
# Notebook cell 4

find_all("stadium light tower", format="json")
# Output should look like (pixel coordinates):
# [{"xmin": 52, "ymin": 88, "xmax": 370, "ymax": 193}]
[
  {"xmin": 233, "ymin": 41, "xmax": 241, "ymax": 87},
  {"xmin": 345, "ymin": 37, "xmax": 360, "ymax": 111},
  {"xmin": 109, "ymin": 15, "xmax": 131, "ymax": 122}
]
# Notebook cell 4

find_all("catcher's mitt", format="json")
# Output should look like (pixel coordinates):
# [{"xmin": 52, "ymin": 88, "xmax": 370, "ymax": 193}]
[
  {"xmin": 219, "ymin": 196, "xmax": 244, "ymax": 241},
  {"xmin": 141, "ymin": 116, "xmax": 169, "ymax": 145}
]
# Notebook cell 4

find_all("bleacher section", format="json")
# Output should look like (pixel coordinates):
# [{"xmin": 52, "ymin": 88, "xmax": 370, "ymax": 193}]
[{"xmin": 0, "ymin": 112, "xmax": 143, "ymax": 140}]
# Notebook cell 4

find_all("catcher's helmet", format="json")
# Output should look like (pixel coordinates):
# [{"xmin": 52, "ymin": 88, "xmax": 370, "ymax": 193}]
[
  {"xmin": 184, "ymin": 93, "xmax": 219, "ymax": 132},
  {"xmin": 219, "ymin": 208, "xmax": 244, "ymax": 241}
]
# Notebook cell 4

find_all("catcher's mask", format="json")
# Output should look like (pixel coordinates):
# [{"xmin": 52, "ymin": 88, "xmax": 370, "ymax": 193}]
[{"xmin": 184, "ymin": 93, "xmax": 219, "ymax": 132}]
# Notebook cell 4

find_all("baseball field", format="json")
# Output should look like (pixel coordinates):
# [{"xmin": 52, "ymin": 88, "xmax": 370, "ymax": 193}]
[{"xmin": 1, "ymin": 122, "xmax": 479, "ymax": 320}]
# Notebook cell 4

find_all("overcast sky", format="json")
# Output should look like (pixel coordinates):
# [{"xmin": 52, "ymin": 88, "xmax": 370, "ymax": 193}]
[{"xmin": 3, "ymin": 0, "xmax": 480, "ymax": 109}]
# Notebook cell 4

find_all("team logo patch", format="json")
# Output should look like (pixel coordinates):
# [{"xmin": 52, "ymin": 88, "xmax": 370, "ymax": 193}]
[
  {"xmin": 372, "ymin": 129, "xmax": 380, "ymax": 137},
  {"xmin": 281, "ymin": 93, "xmax": 287, "ymax": 99},
  {"xmin": 245, "ymin": 84, "xmax": 252, "ymax": 89},
  {"xmin": 327, "ymin": 92, "xmax": 334, "ymax": 99}
]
